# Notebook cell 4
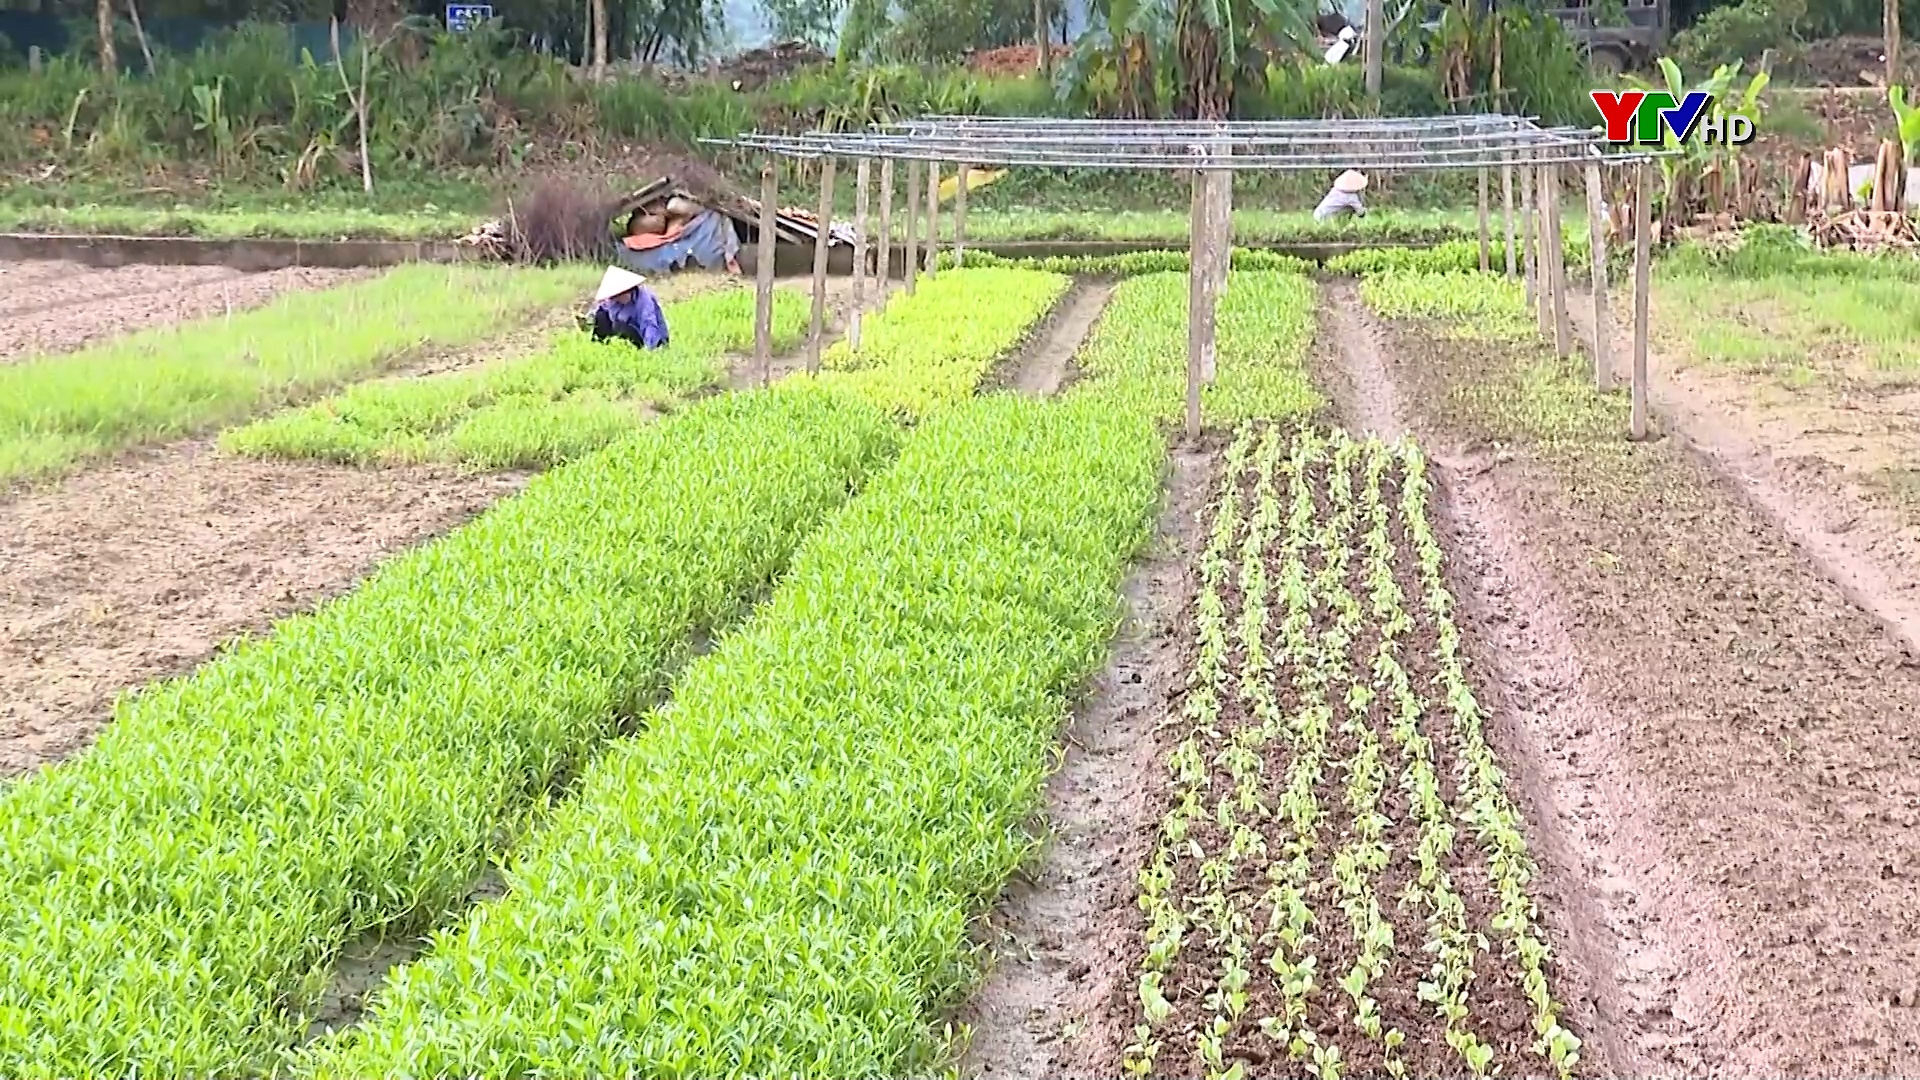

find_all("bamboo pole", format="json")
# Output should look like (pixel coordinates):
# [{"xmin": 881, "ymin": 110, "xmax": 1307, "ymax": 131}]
[
  {"xmin": 1478, "ymin": 167, "xmax": 1491, "ymax": 272},
  {"xmin": 1502, "ymin": 163, "xmax": 1516, "ymax": 279},
  {"xmin": 754, "ymin": 162, "xmax": 777, "ymax": 387},
  {"xmin": 807, "ymin": 156, "xmax": 836, "ymax": 375},
  {"xmin": 1631, "ymin": 160, "xmax": 1652, "ymax": 440},
  {"xmin": 876, "ymin": 157, "xmax": 894, "ymax": 285},
  {"xmin": 1585, "ymin": 160, "xmax": 1612, "ymax": 389},
  {"xmin": 903, "ymin": 159, "xmax": 920, "ymax": 296},
  {"xmin": 850, "ymin": 157, "xmax": 870, "ymax": 353}
]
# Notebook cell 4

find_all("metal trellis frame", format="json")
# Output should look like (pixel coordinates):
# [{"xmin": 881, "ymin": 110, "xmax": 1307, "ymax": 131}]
[{"xmin": 710, "ymin": 115, "xmax": 1663, "ymax": 441}]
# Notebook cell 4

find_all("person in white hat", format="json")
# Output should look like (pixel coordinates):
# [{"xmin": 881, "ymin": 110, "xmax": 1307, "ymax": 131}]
[
  {"xmin": 1313, "ymin": 169, "xmax": 1368, "ymax": 222},
  {"xmin": 588, "ymin": 265, "xmax": 669, "ymax": 350}
]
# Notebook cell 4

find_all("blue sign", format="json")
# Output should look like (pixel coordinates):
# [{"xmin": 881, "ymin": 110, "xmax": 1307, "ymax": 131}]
[{"xmin": 446, "ymin": 3, "xmax": 491, "ymax": 31}]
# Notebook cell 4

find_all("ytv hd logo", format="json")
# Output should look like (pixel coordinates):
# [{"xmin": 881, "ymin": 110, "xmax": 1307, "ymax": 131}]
[{"xmin": 1590, "ymin": 90, "xmax": 1756, "ymax": 147}]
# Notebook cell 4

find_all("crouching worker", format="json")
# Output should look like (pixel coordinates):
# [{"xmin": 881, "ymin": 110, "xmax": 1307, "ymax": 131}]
[
  {"xmin": 588, "ymin": 266, "xmax": 669, "ymax": 349},
  {"xmin": 1313, "ymin": 169, "xmax": 1368, "ymax": 221}
]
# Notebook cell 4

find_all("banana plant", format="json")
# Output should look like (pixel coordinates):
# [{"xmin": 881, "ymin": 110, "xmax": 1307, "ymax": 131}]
[{"xmin": 1890, "ymin": 84, "xmax": 1920, "ymax": 162}]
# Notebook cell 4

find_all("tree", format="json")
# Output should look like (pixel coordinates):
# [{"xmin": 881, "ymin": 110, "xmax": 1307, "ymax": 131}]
[
  {"xmin": 95, "ymin": 0, "xmax": 116, "ymax": 79},
  {"xmin": 1889, "ymin": 0, "xmax": 1901, "ymax": 87}
]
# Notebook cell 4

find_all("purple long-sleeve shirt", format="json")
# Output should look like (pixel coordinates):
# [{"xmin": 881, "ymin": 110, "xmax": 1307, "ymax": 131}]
[{"xmin": 592, "ymin": 288, "xmax": 670, "ymax": 348}]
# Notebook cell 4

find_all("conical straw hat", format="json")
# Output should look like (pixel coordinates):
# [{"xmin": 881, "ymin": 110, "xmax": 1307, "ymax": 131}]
[
  {"xmin": 594, "ymin": 266, "xmax": 648, "ymax": 301},
  {"xmin": 1334, "ymin": 170, "xmax": 1367, "ymax": 193}
]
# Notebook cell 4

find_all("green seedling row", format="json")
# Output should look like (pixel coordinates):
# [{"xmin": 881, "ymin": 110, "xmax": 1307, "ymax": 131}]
[
  {"xmin": 295, "ymin": 391, "xmax": 1165, "ymax": 1077},
  {"xmin": 1126, "ymin": 423, "xmax": 1579, "ymax": 1080},
  {"xmin": 0, "ymin": 263, "xmax": 599, "ymax": 483},
  {"xmin": 947, "ymin": 248, "xmax": 1316, "ymax": 277},
  {"xmin": 0, "ymin": 385, "xmax": 902, "ymax": 1077},
  {"xmin": 1070, "ymin": 270, "xmax": 1321, "ymax": 425},
  {"xmin": 1358, "ymin": 269, "xmax": 1539, "ymax": 342},
  {"xmin": 220, "ymin": 285, "xmax": 810, "ymax": 470},
  {"xmin": 806, "ymin": 266, "xmax": 1071, "ymax": 417},
  {"xmin": 1326, "ymin": 236, "xmax": 1596, "ymax": 279}
]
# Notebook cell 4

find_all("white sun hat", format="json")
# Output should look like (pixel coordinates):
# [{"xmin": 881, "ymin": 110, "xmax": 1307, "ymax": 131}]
[
  {"xmin": 594, "ymin": 266, "xmax": 648, "ymax": 301},
  {"xmin": 1334, "ymin": 170, "xmax": 1368, "ymax": 194}
]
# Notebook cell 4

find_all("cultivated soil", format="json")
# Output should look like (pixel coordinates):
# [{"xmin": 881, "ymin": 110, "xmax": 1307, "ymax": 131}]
[
  {"xmin": 1326, "ymin": 280, "xmax": 1920, "ymax": 1076},
  {"xmin": 1580, "ymin": 288, "xmax": 1920, "ymax": 654},
  {"xmin": 0, "ymin": 442, "xmax": 528, "ymax": 777},
  {"xmin": 0, "ymin": 260, "xmax": 362, "ymax": 360}
]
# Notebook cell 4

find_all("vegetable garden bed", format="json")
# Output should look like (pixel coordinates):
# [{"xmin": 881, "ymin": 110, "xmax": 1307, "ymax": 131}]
[{"xmin": 1120, "ymin": 422, "xmax": 1580, "ymax": 1079}]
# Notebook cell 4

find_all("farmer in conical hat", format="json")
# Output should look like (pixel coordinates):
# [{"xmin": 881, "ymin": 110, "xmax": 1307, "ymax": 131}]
[
  {"xmin": 587, "ymin": 266, "xmax": 669, "ymax": 350},
  {"xmin": 1313, "ymin": 169, "xmax": 1368, "ymax": 221}
]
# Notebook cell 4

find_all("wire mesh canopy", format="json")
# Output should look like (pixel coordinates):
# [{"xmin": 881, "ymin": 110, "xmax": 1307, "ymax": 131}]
[{"xmin": 706, "ymin": 113, "xmax": 1658, "ymax": 172}]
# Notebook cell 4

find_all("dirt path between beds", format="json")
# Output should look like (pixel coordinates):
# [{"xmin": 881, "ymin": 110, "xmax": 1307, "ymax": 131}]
[
  {"xmin": 1327, "ymin": 278, "xmax": 1920, "ymax": 1076},
  {"xmin": 1005, "ymin": 279, "xmax": 1116, "ymax": 397},
  {"xmin": 958, "ymin": 443, "xmax": 1208, "ymax": 1080},
  {"xmin": 0, "ymin": 261, "xmax": 364, "ymax": 360}
]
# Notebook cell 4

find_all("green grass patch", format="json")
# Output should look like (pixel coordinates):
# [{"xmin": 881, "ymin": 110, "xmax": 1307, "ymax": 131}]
[
  {"xmin": 1070, "ymin": 269, "xmax": 1321, "ymax": 426},
  {"xmin": 0, "ymin": 384, "xmax": 902, "ymax": 1077},
  {"xmin": 221, "ymin": 285, "xmax": 809, "ymax": 470},
  {"xmin": 0, "ymin": 263, "xmax": 598, "ymax": 484},
  {"xmin": 1657, "ymin": 272, "xmax": 1920, "ymax": 378},
  {"xmin": 292, "ymin": 390, "xmax": 1164, "ymax": 1077},
  {"xmin": 0, "ymin": 200, "xmax": 480, "ymax": 241}
]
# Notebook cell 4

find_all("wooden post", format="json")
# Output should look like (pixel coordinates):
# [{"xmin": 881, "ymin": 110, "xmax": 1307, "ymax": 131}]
[
  {"xmin": 955, "ymin": 164, "xmax": 970, "ymax": 267},
  {"xmin": 850, "ymin": 157, "xmax": 870, "ymax": 353},
  {"xmin": 806, "ymin": 157, "xmax": 836, "ymax": 375},
  {"xmin": 1186, "ymin": 172, "xmax": 1205, "ymax": 441},
  {"xmin": 754, "ymin": 162, "xmax": 778, "ymax": 387},
  {"xmin": 1631, "ymin": 160, "xmax": 1652, "ymax": 441},
  {"xmin": 925, "ymin": 162, "xmax": 941, "ymax": 276},
  {"xmin": 1534, "ymin": 166, "xmax": 1551, "ymax": 336},
  {"xmin": 876, "ymin": 157, "xmax": 894, "ymax": 285},
  {"xmin": 1521, "ymin": 165, "xmax": 1537, "ymax": 317},
  {"xmin": 903, "ymin": 159, "xmax": 921, "ymax": 296},
  {"xmin": 1585, "ymin": 160, "xmax": 1612, "ymax": 389},
  {"xmin": 1478, "ymin": 168, "xmax": 1491, "ymax": 272},
  {"xmin": 1364, "ymin": 0, "xmax": 1383, "ymax": 99},
  {"xmin": 1502, "ymin": 163, "xmax": 1516, "ymax": 279},
  {"xmin": 1548, "ymin": 166, "xmax": 1571, "ymax": 358}
]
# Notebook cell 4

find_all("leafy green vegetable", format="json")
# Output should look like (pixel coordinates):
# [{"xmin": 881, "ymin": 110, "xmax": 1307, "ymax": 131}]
[
  {"xmin": 0, "ymin": 385, "xmax": 901, "ymax": 1077},
  {"xmin": 800, "ymin": 266, "xmax": 1070, "ymax": 418},
  {"xmin": 295, "ymin": 391, "xmax": 1166, "ymax": 1077},
  {"xmin": 221, "ymin": 285, "xmax": 811, "ymax": 469},
  {"xmin": 1070, "ymin": 270, "xmax": 1321, "ymax": 425}
]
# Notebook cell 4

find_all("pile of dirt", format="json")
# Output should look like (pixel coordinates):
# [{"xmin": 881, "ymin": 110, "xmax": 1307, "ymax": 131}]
[
  {"xmin": 1793, "ymin": 35, "xmax": 1915, "ymax": 88},
  {"xmin": 968, "ymin": 44, "xmax": 1041, "ymax": 75},
  {"xmin": 712, "ymin": 40, "xmax": 830, "ymax": 90}
]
